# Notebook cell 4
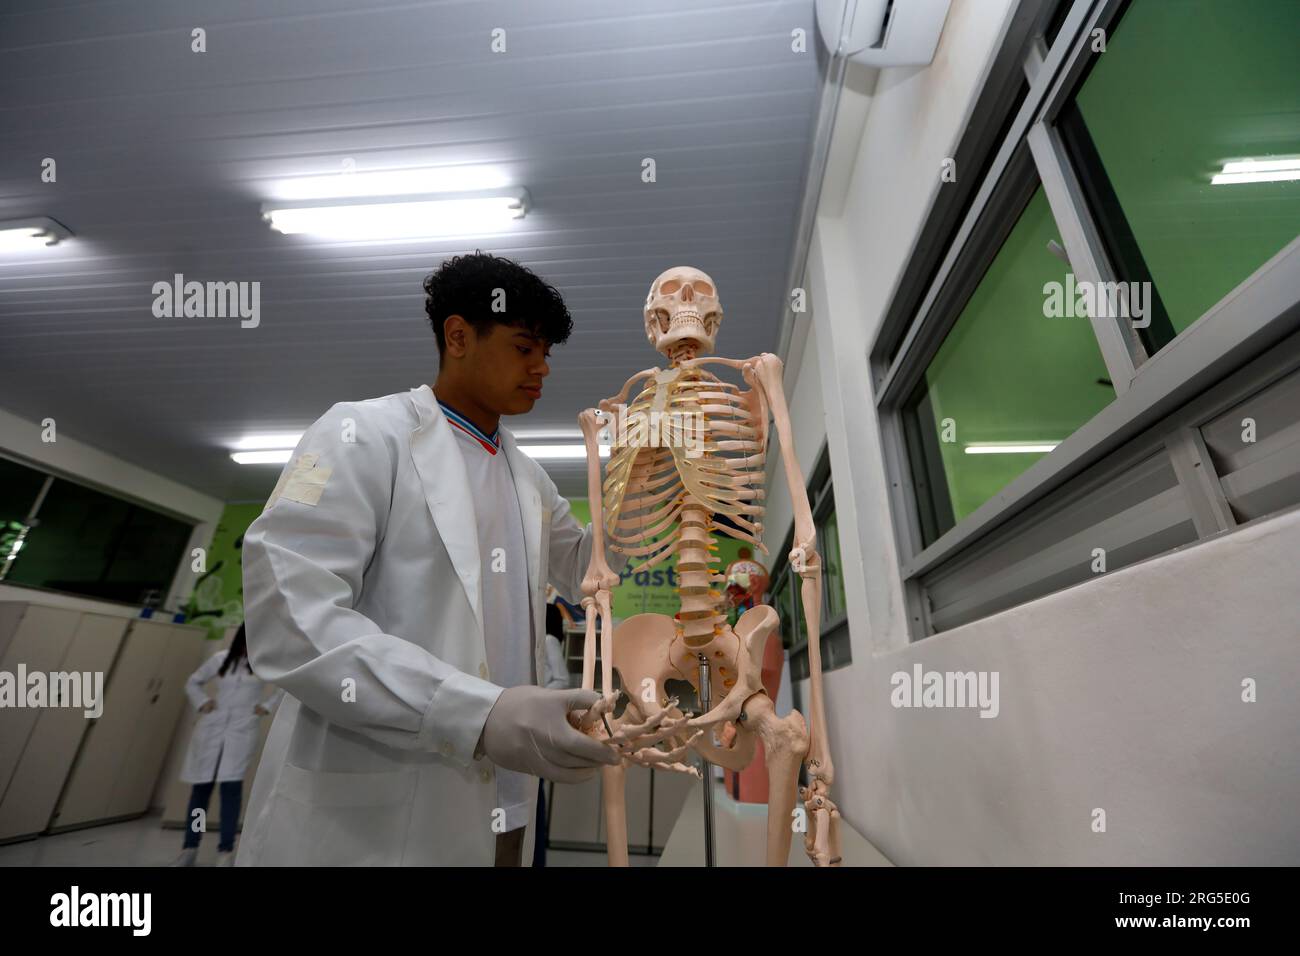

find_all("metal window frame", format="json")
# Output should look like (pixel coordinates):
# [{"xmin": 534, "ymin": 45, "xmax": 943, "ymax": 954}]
[
  {"xmin": 867, "ymin": 0, "xmax": 1300, "ymax": 638},
  {"xmin": 918, "ymin": 329, "xmax": 1300, "ymax": 630},
  {"xmin": 872, "ymin": 0, "xmax": 1060, "ymax": 374}
]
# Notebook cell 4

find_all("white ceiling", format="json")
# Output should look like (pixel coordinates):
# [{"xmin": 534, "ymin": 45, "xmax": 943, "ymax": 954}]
[{"xmin": 0, "ymin": 0, "xmax": 827, "ymax": 504}]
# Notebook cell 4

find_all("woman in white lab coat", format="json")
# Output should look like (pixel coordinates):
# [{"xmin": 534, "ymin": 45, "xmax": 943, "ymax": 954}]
[{"xmin": 170, "ymin": 624, "xmax": 283, "ymax": 866}]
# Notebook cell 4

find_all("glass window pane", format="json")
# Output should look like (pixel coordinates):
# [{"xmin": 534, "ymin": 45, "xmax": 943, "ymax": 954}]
[
  {"xmin": 1063, "ymin": 0, "xmax": 1300, "ymax": 354},
  {"xmin": 6, "ymin": 478, "xmax": 191, "ymax": 604},
  {"xmin": 1043, "ymin": 0, "xmax": 1072, "ymax": 50},
  {"xmin": 904, "ymin": 186, "xmax": 1116, "ymax": 545},
  {"xmin": 7, "ymin": 479, "xmax": 131, "ymax": 596},
  {"xmin": 775, "ymin": 571, "xmax": 800, "ymax": 649},
  {"xmin": 0, "ymin": 457, "xmax": 49, "ymax": 577},
  {"xmin": 103, "ymin": 506, "xmax": 194, "ymax": 604},
  {"xmin": 819, "ymin": 508, "xmax": 847, "ymax": 622}
]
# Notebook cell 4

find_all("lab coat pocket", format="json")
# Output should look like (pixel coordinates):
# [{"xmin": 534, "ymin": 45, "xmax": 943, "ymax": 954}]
[{"xmin": 262, "ymin": 762, "xmax": 419, "ymax": 866}]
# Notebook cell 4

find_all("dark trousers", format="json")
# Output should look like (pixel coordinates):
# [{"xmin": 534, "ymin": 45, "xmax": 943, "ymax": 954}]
[
  {"xmin": 183, "ymin": 780, "xmax": 242, "ymax": 852},
  {"xmin": 532, "ymin": 780, "xmax": 548, "ymax": 867}
]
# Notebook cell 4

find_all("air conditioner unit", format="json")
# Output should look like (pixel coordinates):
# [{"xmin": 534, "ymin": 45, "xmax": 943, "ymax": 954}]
[{"xmin": 815, "ymin": 0, "xmax": 952, "ymax": 66}]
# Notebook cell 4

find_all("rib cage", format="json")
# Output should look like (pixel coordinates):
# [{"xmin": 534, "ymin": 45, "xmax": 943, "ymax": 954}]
[{"xmin": 600, "ymin": 366, "xmax": 768, "ymax": 642}]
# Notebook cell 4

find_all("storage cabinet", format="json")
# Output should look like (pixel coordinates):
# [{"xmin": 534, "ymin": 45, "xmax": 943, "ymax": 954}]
[
  {"xmin": 546, "ymin": 764, "xmax": 694, "ymax": 854},
  {"xmin": 0, "ymin": 604, "xmax": 83, "ymax": 799},
  {"xmin": 108, "ymin": 622, "xmax": 204, "ymax": 819},
  {"xmin": 0, "ymin": 610, "xmax": 128, "ymax": 841},
  {"xmin": 48, "ymin": 618, "xmax": 206, "ymax": 832}
]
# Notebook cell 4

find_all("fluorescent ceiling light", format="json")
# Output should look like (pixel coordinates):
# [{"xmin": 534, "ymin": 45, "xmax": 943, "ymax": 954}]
[
  {"xmin": 232, "ymin": 432, "xmax": 304, "ymax": 451},
  {"xmin": 269, "ymin": 167, "xmax": 510, "ymax": 201},
  {"xmin": 0, "ymin": 217, "xmax": 73, "ymax": 252},
  {"xmin": 510, "ymin": 428, "xmax": 584, "ymax": 441},
  {"xmin": 262, "ymin": 189, "xmax": 529, "ymax": 240},
  {"xmin": 964, "ymin": 442, "xmax": 1059, "ymax": 455},
  {"xmin": 1211, "ymin": 157, "xmax": 1300, "ymax": 185},
  {"xmin": 520, "ymin": 444, "xmax": 610, "ymax": 460},
  {"xmin": 234, "ymin": 441, "xmax": 606, "ymax": 464},
  {"xmin": 232, "ymin": 450, "xmax": 294, "ymax": 465}
]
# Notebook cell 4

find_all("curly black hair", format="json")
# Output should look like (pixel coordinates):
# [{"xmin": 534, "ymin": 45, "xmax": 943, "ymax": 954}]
[{"xmin": 422, "ymin": 250, "xmax": 573, "ymax": 363}]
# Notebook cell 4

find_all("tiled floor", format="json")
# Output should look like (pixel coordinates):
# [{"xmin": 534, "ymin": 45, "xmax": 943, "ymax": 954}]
[
  {"xmin": 0, "ymin": 811, "xmax": 222, "ymax": 867},
  {"xmin": 0, "ymin": 811, "xmax": 645, "ymax": 867}
]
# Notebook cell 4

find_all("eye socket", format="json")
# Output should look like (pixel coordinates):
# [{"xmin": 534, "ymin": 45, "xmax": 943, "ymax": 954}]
[
  {"xmin": 692, "ymin": 281, "xmax": 714, "ymax": 296},
  {"xmin": 659, "ymin": 279, "xmax": 681, "ymax": 295}
]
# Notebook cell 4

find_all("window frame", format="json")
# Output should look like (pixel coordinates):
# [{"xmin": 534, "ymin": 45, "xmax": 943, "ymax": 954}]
[{"xmin": 869, "ymin": 0, "xmax": 1300, "ymax": 638}]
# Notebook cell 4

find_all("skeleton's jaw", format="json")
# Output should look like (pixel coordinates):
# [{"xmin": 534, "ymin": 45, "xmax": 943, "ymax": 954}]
[{"xmin": 655, "ymin": 309, "xmax": 717, "ymax": 361}]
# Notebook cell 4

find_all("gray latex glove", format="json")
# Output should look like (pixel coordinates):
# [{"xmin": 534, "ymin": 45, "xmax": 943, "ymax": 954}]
[{"xmin": 477, "ymin": 686, "xmax": 621, "ymax": 783}]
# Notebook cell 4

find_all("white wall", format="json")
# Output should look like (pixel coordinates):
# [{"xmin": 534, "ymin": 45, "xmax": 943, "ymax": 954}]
[
  {"xmin": 0, "ymin": 405, "xmax": 224, "ymax": 615},
  {"xmin": 767, "ymin": 0, "xmax": 1300, "ymax": 864}
]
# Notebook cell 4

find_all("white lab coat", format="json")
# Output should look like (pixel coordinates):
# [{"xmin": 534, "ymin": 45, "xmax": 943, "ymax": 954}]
[
  {"xmin": 181, "ymin": 649, "xmax": 285, "ymax": 784},
  {"xmin": 542, "ymin": 634, "xmax": 570, "ymax": 690},
  {"xmin": 236, "ymin": 384, "xmax": 624, "ymax": 866}
]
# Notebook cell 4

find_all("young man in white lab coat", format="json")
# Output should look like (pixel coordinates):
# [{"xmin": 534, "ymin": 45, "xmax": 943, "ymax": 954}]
[{"xmin": 237, "ymin": 251, "xmax": 626, "ymax": 867}]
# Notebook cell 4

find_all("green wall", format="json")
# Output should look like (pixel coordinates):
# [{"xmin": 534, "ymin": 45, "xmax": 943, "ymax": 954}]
[{"xmin": 183, "ymin": 502, "xmax": 260, "ymax": 640}]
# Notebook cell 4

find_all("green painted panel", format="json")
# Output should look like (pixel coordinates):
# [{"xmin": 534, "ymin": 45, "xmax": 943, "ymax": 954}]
[
  {"xmin": 1075, "ymin": 0, "xmax": 1300, "ymax": 334},
  {"xmin": 914, "ymin": 187, "xmax": 1115, "ymax": 527}
]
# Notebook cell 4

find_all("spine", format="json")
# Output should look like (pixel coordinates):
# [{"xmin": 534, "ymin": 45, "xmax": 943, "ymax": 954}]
[{"xmin": 675, "ymin": 495, "xmax": 725, "ymax": 646}]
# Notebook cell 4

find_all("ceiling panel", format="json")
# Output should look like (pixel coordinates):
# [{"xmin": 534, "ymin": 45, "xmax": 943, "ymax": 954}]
[{"xmin": 0, "ymin": 0, "xmax": 826, "ymax": 503}]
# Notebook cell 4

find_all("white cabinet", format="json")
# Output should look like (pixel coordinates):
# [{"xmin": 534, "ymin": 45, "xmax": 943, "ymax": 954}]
[
  {"xmin": 50, "ymin": 618, "xmax": 205, "ymax": 831},
  {"xmin": 547, "ymin": 765, "xmax": 693, "ymax": 854},
  {"xmin": 0, "ymin": 609, "xmax": 128, "ymax": 841},
  {"xmin": 0, "ymin": 604, "xmax": 83, "ymax": 800}
]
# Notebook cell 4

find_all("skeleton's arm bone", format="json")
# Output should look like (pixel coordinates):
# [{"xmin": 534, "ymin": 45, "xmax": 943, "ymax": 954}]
[
  {"xmin": 578, "ymin": 408, "xmax": 620, "ymax": 696},
  {"xmin": 748, "ymin": 354, "xmax": 826, "ymax": 772}
]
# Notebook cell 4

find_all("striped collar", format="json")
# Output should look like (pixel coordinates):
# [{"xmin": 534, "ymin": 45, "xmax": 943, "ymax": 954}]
[{"xmin": 436, "ymin": 397, "xmax": 500, "ymax": 455}]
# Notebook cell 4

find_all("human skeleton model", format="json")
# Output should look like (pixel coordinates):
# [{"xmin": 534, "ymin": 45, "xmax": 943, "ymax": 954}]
[{"xmin": 572, "ymin": 266, "xmax": 841, "ymax": 867}]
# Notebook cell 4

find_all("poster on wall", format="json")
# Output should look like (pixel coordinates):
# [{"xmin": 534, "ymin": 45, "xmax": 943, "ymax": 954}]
[{"xmin": 565, "ymin": 498, "xmax": 762, "ymax": 620}]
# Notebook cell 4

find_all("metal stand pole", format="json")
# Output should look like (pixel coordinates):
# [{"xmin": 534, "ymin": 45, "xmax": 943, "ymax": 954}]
[{"xmin": 697, "ymin": 653, "xmax": 716, "ymax": 867}]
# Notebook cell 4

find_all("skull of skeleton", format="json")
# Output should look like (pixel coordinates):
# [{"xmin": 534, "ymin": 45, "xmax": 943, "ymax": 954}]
[{"xmin": 644, "ymin": 266, "xmax": 723, "ymax": 358}]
